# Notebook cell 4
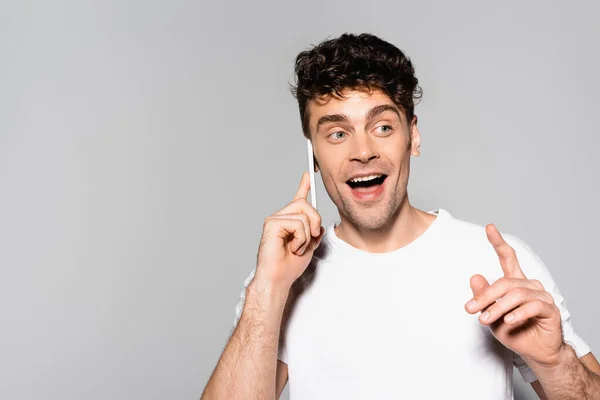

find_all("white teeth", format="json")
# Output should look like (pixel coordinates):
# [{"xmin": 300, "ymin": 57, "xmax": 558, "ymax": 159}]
[{"xmin": 350, "ymin": 174, "xmax": 382, "ymax": 183}]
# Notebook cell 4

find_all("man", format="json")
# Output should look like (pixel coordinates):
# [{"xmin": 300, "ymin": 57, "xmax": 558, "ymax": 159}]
[{"xmin": 201, "ymin": 33, "xmax": 600, "ymax": 399}]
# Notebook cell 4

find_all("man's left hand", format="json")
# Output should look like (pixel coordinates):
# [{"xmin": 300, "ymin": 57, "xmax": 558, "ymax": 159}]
[{"xmin": 465, "ymin": 224, "xmax": 564, "ymax": 367}]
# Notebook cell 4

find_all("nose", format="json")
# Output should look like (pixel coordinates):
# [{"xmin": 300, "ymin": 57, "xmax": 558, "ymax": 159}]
[{"xmin": 349, "ymin": 134, "xmax": 379, "ymax": 163}]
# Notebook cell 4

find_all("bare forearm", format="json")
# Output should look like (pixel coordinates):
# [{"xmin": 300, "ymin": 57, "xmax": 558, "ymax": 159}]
[
  {"xmin": 201, "ymin": 279, "xmax": 289, "ymax": 400},
  {"xmin": 530, "ymin": 344, "xmax": 600, "ymax": 400}
]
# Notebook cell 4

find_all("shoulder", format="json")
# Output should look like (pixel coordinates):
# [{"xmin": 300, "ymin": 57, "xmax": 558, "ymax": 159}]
[
  {"xmin": 437, "ymin": 210, "xmax": 491, "ymax": 250},
  {"xmin": 442, "ymin": 209, "xmax": 552, "ymax": 280},
  {"xmin": 441, "ymin": 210, "xmax": 534, "ymax": 253}
]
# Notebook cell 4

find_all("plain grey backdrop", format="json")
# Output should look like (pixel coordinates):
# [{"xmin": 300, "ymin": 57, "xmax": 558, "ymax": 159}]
[{"xmin": 1, "ymin": 1, "xmax": 598, "ymax": 399}]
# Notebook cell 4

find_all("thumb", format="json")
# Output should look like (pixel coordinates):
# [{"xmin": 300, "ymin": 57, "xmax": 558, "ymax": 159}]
[
  {"xmin": 469, "ymin": 274, "xmax": 490, "ymax": 297},
  {"xmin": 304, "ymin": 226, "xmax": 325, "ymax": 254}
]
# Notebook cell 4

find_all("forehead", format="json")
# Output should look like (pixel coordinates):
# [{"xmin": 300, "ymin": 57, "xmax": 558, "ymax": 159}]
[{"xmin": 307, "ymin": 88, "xmax": 401, "ymax": 126}]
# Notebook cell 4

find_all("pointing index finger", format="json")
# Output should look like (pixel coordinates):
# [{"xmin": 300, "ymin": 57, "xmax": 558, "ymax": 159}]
[
  {"xmin": 293, "ymin": 172, "xmax": 310, "ymax": 201},
  {"xmin": 486, "ymin": 224, "xmax": 526, "ymax": 279}
]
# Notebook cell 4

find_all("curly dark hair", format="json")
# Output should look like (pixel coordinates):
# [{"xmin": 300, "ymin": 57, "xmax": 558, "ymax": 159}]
[{"xmin": 291, "ymin": 33, "xmax": 422, "ymax": 138}]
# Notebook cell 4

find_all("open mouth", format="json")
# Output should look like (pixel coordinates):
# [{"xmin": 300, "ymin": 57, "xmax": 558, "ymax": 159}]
[{"xmin": 346, "ymin": 174, "xmax": 387, "ymax": 191}]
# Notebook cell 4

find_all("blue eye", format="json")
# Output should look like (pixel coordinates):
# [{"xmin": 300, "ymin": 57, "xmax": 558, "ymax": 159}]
[
  {"xmin": 378, "ymin": 125, "xmax": 392, "ymax": 133},
  {"xmin": 329, "ymin": 131, "xmax": 346, "ymax": 140}
]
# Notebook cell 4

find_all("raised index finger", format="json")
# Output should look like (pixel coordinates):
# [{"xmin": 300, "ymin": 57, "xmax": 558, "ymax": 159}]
[
  {"xmin": 293, "ymin": 172, "xmax": 310, "ymax": 201},
  {"xmin": 486, "ymin": 224, "xmax": 526, "ymax": 279}
]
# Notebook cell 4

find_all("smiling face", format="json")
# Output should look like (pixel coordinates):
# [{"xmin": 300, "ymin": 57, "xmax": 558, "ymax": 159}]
[{"xmin": 308, "ymin": 88, "xmax": 421, "ymax": 231}]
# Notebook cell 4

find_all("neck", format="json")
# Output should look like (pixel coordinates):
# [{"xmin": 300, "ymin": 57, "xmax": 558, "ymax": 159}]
[{"xmin": 334, "ymin": 197, "xmax": 437, "ymax": 253}]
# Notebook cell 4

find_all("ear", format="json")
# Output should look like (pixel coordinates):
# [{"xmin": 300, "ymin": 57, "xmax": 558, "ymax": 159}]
[
  {"xmin": 310, "ymin": 136, "xmax": 320, "ymax": 172},
  {"xmin": 409, "ymin": 115, "xmax": 421, "ymax": 156}
]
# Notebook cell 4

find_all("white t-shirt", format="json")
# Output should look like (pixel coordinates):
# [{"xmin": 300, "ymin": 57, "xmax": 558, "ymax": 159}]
[{"xmin": 232, "ymin": 209, "xmax": 591, "ymax": 399}]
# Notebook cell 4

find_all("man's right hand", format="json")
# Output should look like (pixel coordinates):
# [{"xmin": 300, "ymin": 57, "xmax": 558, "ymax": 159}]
[{"xmin": 255, "ymin": 172, "xmax": 324, "ymax": 290}]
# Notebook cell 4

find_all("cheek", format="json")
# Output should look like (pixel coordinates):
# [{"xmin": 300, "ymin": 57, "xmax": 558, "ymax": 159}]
[
  {"xmin": 315, "ymin": 151, "xmax": 343, "ymax": 177},
  {"xmin": 382, "ymin": 135, "xmax": 410, "ymax": 159}
]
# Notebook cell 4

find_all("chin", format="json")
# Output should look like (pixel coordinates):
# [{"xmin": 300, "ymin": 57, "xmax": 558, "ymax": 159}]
[
  {"xmin": 346, "ymin": 206, "xmax": 393, "ymax": 231},
  {"xmin": 340, "ymin": 190, "xmax": 405, "ymax": 231}
]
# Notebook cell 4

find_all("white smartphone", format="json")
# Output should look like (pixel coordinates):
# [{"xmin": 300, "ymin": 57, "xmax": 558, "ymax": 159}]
[{"xmin": 306, "ymin": 138, "xmax": 317, "ymax": 210}]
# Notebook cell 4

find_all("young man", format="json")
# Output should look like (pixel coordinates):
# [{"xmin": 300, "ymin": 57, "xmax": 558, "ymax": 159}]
[{"xmin": 201, "ymin": 33, "xmax": 600, "ymax": 399}]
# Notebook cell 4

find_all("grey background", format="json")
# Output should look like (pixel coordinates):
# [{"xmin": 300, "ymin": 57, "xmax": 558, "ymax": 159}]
[{"xmin": 0, "ymin": 1, "xmax": 598, "ymax": 399}]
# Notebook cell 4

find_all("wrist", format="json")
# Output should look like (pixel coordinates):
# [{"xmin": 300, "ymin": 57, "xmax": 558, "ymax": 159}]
[
  {"xmin": 247, "ymin": 276, "xmax": 290, "ymax": 307},
  {"xmin": 528, "ymin": 343, "xmax": 576, "ymax": 376}
]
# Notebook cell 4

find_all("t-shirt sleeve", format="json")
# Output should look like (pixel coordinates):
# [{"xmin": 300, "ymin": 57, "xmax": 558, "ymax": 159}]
[
  {"xmin": 232, "ymin": 267, "xmax": 288, "ymax": 364},
  {"xmin": 504, "ymin": 234, "xmax": 592, "ymax": 383}
]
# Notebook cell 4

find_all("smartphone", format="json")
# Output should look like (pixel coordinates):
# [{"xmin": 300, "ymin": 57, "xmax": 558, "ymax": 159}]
[{"xmin": 306, "ymin": 138, "xmax": 318, "ymax": 210}]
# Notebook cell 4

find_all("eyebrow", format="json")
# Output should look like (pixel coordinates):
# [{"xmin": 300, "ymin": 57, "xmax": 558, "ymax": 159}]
[
  {"xmin": 315, "ymin": 104, "xmax": 402, "ymax": 132},
  {"xmin": 366, "ymin": 104, "xmax": 401, "ymax": 123},
  {"xmin": 315, "ymin": 114, "xmax": 350, "ymax": 131}
]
